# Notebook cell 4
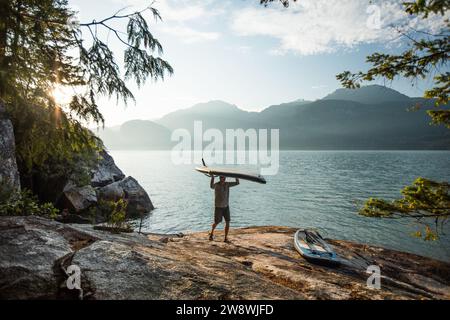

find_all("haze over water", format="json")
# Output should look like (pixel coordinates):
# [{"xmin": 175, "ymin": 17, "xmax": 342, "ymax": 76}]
[{"xmin": 111, "ymin": 150, "xmax": 450, "ymax": 262}]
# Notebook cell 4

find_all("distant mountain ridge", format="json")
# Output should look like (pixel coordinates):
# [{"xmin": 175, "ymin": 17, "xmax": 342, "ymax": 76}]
[
  {"xmin": 97, "ymin": 85, "xmax": 450, "ymax": 150},
  {"xmin": 323, "ymin": 85, "xmax": 411, "ymax": 104},
  {"xmin": 99, "ymin": 120, "xmax": 171, "ymax": 150}
]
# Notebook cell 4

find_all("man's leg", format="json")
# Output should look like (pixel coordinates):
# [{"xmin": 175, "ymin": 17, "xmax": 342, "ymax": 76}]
[
  {"xmin": 224, "ymin": 206, "xmax": 230, "ymax": 242},
  {"xmin": 209, "ymin": 222, "xmax": 217, "ymax": 240},
  {"xmin": 224, "ymin": 222, "xmax": 230, "ymax": 242},
  {"xmin": 210, "ymin": 207, "xmax": 222, "ymax": 240}
]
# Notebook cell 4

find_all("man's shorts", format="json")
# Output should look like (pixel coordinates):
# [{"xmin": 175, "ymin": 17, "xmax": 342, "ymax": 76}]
[{"xmin": 214, "ymin": 206, "xmax": 230, "ymax": 224}]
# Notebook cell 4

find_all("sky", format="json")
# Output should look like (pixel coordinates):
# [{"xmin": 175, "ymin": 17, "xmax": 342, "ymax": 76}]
[{"xmin": 68, "ymin": 0, "xmax": 449, "ymax": 126}]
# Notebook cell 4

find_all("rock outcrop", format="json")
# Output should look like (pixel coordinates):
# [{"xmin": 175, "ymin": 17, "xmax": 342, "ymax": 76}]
[
  {"xmin": 1, "ymin": 216, "xmax": 449, "ymax": 300},
  {"xmin": 90, "ymin": 150, "xmax": 125, "ymax": 188},
  {"xmin": 0, "ymin": 217, "xmax": 74, "ymax": 299},
  {"xmin": 0, "ymin": 103, "xmax": 20, "ymax": 193},
  {"xmin": 97, "ymin": 176, "xmax": 154, "ymax": 216},
  {"xmin": 0, "ymin": 101, "xmax": 151, "ymax": 219},
  {"xmin": 59, "ymin": 150, "xmax": 153, "ymax": 219},
  {"xmin": 59, "ymin": 183, "xmax": 98, "ymax": 212}
]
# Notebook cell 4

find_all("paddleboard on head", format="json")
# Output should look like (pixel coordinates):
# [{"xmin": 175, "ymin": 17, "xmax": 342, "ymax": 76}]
[{"xmin": 195, "ymin": 165, "xmax": 267, "ymax": 184}]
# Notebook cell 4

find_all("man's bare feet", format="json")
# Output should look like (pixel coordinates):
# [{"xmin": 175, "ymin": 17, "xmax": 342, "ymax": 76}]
[
  {"xmin": 209, "ymin": 233, "xmax": 214, "ymax": 241},
  {"xmin": 224, "ymin": 238, "xmax": 231, "ymax": 243}
]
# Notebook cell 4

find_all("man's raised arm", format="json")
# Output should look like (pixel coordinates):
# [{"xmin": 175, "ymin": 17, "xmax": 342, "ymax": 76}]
[
  {"xmin": 229, "ymin": 178, "xmax": 240, "ymax": 187},
  {"xmin": 210, "ymin": 175, "xmax": 215, "ymax": 189}
]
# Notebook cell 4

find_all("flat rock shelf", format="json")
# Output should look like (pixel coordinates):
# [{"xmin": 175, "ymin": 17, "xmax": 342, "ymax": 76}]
[{"xmin": 0, "ymin": 216, "xmax": 449, "ymax": 299}]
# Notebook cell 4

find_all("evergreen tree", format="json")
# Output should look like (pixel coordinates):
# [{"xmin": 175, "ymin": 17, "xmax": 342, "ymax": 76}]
[
  {"xmin": 337, "ymin": 1, "xmax": 449, "ymax": 239},
  {"xmin": 0, "ymin": 0, "xmax": 172, "ymax": 195}
]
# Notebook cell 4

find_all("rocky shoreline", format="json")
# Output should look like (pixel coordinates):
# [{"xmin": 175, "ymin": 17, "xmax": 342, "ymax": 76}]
[
  {"xmin": 1, "ymin": 102, "xmax": 154, "ymax": 223},
  {"xmin": 1, "ymin": 216, "xmax": 449, "ymax": 300}
]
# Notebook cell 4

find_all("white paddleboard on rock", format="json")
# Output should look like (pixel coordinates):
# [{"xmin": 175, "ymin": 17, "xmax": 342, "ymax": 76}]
[{"xmin": 294, "ymin": 229, "xmax": 340, "ymax": 266}]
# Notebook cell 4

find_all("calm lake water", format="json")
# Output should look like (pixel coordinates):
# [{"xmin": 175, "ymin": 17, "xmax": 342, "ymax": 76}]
[{"xmin": 110, "ymin": 150, "xmax": 450, "ymax": 262}]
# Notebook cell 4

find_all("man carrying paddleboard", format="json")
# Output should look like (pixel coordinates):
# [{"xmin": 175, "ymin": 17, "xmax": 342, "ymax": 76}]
[{"xmin": 209, "ymin": 175, "xmax": 239, "ymax": 243}]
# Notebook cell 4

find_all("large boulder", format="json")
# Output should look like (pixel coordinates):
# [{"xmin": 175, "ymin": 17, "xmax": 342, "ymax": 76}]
[
  {"xmin": 0, "ymin": 103, "xmax": 20, "ymax": 193},
  {"xmin": 71, "ymin": 240, "xmax": 174, "ymax": 299},
  {"xmin": 97, "ymin": 176, "xmax": 154, "ymax": 216},
  {"xmin": 59, "ymin": 183, "xmax": 97, "ymax": 213},
  {"xmin": 0, "ymin": 217, "xmax": 73, "ymax": 299},
  {"xmin": 90, "ymin": 150, "xmax": 125, "ymax": 188},
  {"xmin": 57, "ymin": 150, "xmax": 153, "ymax": 221}
]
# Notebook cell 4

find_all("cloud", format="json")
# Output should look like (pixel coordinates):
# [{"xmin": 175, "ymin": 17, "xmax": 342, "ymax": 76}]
[
  {"xmin": 121, "ymin": 0, "xmax": 226, "ymax": 23},
  {"xmin": 119, "ymin": 0, "xmax": 223, "ymax": 43},
  {"xmin": 153, "ymin": 1, "xmax": 210, "ymax": 22},
  {"xmin": 160, "ymin": 25, "xmax": 220, "ymax": 43},
  {"xmin": 230, "ymin": 0, "xmax": 449, "ymax": 55},
  {"xmin": 119, "ymin": 0, "xmax": 219, "ymax": 22}
]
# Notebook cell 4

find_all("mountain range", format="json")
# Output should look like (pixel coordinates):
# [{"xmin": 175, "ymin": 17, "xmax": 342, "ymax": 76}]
[{"xmin": 97, "ymin": 85, "xmax": 450, "ymax": 150}]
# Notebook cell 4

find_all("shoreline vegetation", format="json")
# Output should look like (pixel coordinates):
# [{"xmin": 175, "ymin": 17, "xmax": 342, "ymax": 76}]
[{"xmin": 1, "ymin": 215, "xmax": 449, "ymax": 300}]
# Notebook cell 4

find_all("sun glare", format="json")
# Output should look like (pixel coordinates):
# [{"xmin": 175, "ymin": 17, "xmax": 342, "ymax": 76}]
[{"xmin": 51, "ymin": 85, "xmax": 72, "ymax": 106}]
